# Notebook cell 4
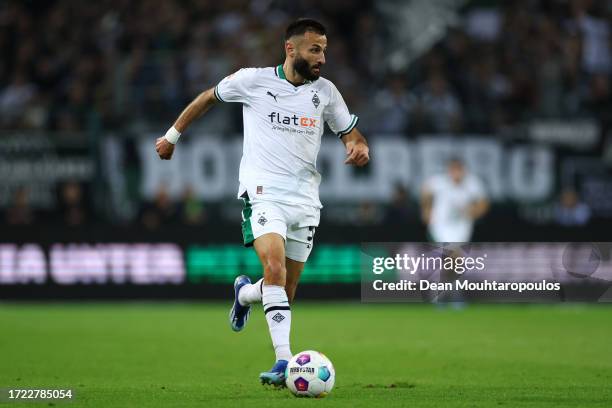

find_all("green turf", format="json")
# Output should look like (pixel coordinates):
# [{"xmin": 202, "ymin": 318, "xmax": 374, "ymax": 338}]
[{"xmin": 0, "ymin": 303, "xmax": 611, "ymax": 407}]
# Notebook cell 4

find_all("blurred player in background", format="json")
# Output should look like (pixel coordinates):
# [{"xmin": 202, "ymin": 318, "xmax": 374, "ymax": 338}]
[
  {"xmin": 421, "ymin": 158, "xmax": 489, "ymax": 243},
  {"xmin": 420, "ymin": 158, "xmax": 489, "ymax": 304},
  {"xmin": 155, "ymin": 18, "xmax": 369, "ymax": 386}
]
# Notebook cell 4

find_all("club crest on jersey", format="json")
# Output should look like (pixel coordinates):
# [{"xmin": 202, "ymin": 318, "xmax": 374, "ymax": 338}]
[
  {"xmin": 312, "ymin": 92, "xmax": 320, "ymax": 108},
  {"xmin": 258, "ymin": 215, "xmax": 267, "ymax": 226}
]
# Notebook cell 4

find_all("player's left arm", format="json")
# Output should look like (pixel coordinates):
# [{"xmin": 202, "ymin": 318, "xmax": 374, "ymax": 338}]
[
  {"xmin": 466, "ymin": 177, "xmax": 489, "ymax": 220},
  {"xmin": 340, "ymin": 128, "xmax": 369, "ymax": 167},
  {"xmin": 467, "ymin": 198, "xmax": 489, "ymax": 220}
]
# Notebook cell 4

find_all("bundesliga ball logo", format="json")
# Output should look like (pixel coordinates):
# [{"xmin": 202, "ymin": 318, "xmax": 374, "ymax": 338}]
[{"xmin": 285, "ymin": 350, "xmax": 335, "ymax": 397}]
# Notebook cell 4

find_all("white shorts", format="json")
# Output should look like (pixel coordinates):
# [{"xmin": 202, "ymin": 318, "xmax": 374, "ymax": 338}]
[{"xmin": 241, "ymin": 194, "xmax": 320, "ymax": 263}]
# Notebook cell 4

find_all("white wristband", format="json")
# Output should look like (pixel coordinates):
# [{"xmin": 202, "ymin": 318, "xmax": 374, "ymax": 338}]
[{"xmin": 164, "ymin": 127, "xmax": 181, "ymax": 144}]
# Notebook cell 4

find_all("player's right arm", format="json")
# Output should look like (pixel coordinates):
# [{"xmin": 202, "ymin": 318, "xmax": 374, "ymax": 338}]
[
  {"xmin": 156, "ymin": 68, "xmax": 255, "ymax": 160},
  {"xmin": 155, "ymin": 88, "xmax": 220, "ymax": 160},
  {"xmin": 420, "ymin": 183, "xmax": 434, "ymax": 225}
]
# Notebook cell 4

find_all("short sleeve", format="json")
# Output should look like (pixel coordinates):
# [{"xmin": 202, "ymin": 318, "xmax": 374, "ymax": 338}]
[
  {"xmin": 214, "ymin": 68, "xmax": 256, "ymax": 104},
  {"xmin": 323, "ymin": 82, "xmax": 359, "ymax": 137},
  {"xmin": 423, "ymin": 175, "xmax": 442, "ymax": 195}
]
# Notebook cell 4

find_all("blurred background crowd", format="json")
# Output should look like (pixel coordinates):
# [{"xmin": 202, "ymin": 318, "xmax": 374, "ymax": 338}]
[
  {"xmin": 1, "ymin": 0, "xmax": 611, "ymax": 238},
  {"xmin": 0, "ymin": 0, "xmax": 377, "ymax": 132}
]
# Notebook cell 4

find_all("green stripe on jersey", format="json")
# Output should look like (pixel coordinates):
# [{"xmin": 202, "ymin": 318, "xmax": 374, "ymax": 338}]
[
  {"xmin": 276, "ymin": 64, "xmax": 286, "ymax": 80},
  {"xmin": 214, "ymin": 85, "xmax": 225, "ymax": 102},
  {"xmin": 337, "ymin": 115, "xmax": 359, "ymax": 137},
  {"xmin": 276, "ymin": 63, "xmax": 313, "ymax": 85}
]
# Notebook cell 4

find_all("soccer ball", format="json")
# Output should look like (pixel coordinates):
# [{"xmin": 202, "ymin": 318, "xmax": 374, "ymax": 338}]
[{"xmin": 285, "ymin": 350, "xmax": 335, "ymax": 397}]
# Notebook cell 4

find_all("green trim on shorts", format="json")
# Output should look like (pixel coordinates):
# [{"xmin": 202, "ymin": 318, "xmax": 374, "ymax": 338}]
[{"xmin": 241, "ymin": 196, "xmax": 254, "ymax": 247}]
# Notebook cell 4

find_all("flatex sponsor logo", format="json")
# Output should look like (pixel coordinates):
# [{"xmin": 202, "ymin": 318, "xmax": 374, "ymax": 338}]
[{"xmin": 267, "ymin": 112, "xmax": 318, "ymax": 128}]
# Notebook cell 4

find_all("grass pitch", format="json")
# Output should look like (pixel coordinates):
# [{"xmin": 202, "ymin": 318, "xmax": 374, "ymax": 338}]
[{"xmin": 0, "ymin": 302, "xmax": 611, "ymax": 407}]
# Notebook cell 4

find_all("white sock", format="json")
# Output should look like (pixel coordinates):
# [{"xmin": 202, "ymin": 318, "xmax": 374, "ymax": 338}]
[
  {"xmin": 238, "ymin": 278, "xmax": 263, "ymax": 306},
  {"xmin": 262, "ymin": 284, "xmax": 292, "ymax": 361}
]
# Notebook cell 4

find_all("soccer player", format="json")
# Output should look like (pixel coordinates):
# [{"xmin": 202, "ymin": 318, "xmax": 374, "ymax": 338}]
[
  {"xmin": 420, "ymin": 157, "xmax": 489, "ymax": 243},
  {"xmin": 420, "ymin": 158, "xmax": 488, "ymax": 304},
  {"xmin": 155, "ymin": 19, "xmax": 369, "ymax": 386}
]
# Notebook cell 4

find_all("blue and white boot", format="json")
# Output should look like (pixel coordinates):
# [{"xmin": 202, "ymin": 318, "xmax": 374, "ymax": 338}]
[
  {"xmin": 259, "ymin": 360, "xmax": 288, "ymax": 387},
  {"xmin": 229, "ymin": 275, "xmax": 251, "ymax": 332}
]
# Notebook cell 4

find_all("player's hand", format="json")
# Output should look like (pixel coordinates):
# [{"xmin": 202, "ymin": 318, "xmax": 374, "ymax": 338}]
[
  {"xmin": 344, "ymin": 141, "xmax": 369, "ymax": 166},
  {"xmin": 155, "ymin": 137, "xmax": 175, "ymax": 160},
  {"xmin": 463, "ymin": 205, "xmax": 479, "ymax": 220},
  {"xmin": 462, "ymin": 208, "xmax": 474, "ymax": 220}
]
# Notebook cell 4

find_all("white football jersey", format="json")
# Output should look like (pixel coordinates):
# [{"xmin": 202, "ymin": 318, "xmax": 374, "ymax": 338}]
[
  {"xmin": 424, "ymin": 173, "xmax": 487, "ymax": 242},
  {"xmin": 214, "ymin": 65, "xmax": 358, "ymax": 208}
]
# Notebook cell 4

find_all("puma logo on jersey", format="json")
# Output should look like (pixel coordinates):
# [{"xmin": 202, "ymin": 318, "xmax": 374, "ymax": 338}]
[{"xmin": 266, "ymin": 91, "xmax": 278, "ymax": 102}]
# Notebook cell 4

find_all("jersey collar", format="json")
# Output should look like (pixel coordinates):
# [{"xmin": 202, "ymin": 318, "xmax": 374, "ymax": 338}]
[
  {"xmin": 275, "ymin": 64, "xmax": 314, "ymax": 86},
  {"xmin": 276, "ymin": 64, "xmax": 287, "ymax": 80}
]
